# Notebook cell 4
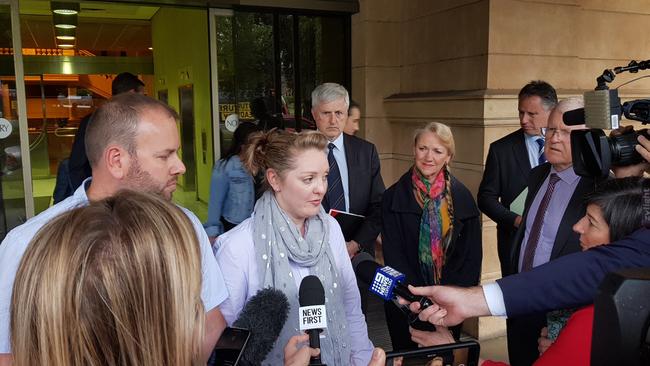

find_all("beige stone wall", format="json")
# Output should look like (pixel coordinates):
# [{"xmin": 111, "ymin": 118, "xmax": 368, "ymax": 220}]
[{"xmin": 353, "ymin": 0, "xmax": 650, "ymax": 339}]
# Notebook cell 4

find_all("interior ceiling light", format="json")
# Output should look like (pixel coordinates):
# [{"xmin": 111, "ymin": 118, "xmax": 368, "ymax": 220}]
[
  {"xmin": 53, "ymin": 13, "xmax": 78, "ymax": 29},
  {"xmin": 58, "ymin": 43, "xmax": 75, "ymax": 49},
  {"xmin": 51, "ymin": 2, "xmax": 80, "ymax": 15},
  {"xmin": 55, "ymin": 27, "xmax": 75, "ymax": 40}
]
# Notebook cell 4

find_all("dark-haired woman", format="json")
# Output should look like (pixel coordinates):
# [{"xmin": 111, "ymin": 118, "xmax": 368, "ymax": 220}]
[
  {"xmin": 381, "ymin": 121, "xmax": 482, "ymax": 351},
  {"xmin": 204, "ymin": 122, "xmax": 260, "ymax": 243}
]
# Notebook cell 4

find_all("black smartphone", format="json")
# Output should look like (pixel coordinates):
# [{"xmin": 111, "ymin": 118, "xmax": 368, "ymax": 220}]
[
  {"xmin": 208, "ymin": 327, "xmax": 251, "ymax": 366},
  {"xmin": 385, "ymin": 340, "xmax": 481, "ymax": 366}
]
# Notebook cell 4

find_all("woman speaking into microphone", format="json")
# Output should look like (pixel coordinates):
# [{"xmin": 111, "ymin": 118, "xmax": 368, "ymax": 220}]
[{"xmin": 214, "ymin": 129, "xmax": 374, "ymax": 365}]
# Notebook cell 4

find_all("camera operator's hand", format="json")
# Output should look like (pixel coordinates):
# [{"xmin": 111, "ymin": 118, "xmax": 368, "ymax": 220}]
[{"xmin": 636, "ymin": 134, "xmax": 650, "ymax": 164}]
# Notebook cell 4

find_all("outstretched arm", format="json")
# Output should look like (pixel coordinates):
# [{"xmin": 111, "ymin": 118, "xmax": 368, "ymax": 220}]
[{"xmin": 399, "ymin": 285, "xmax": 491, "ymax": 327}]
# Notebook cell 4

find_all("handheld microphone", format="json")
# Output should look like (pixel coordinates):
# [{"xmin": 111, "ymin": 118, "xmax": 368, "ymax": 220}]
[
  {"xmin": 354, "ymin": 253, "xmax": 436, "ymax": 331},
  {"xmin": 229, "ymin": 287, "xmax": 289, "ymax": 366},
  {"xmin": 298, "ymin": 275, "xmax": 327, "ymax": 366},
  {"xmin": 354, "ymin": 252, "xmax": 433, "ymax": 309}
]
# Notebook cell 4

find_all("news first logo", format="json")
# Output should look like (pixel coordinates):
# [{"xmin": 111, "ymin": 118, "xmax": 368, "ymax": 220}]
[
  {"xmin": 369, "ymin": 266, "xmax": 405, "ymax": 301},
  {"xmin": 298, "ymin": 305, "xmax": 327, "ymax": 331}
]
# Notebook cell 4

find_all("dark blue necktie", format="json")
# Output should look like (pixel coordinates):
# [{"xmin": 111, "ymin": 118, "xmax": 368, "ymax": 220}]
[
  {"xmin": 326, "ymin": 143, "xmax": 346, "ymax": 212},
  {"xmin": 536, "ymin": 138, "xmax": 546, "ymax": 165}
]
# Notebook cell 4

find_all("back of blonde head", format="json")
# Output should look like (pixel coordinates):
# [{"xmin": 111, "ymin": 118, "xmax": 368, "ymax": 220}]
[{"xmin": 11, "ymin": 190, "xmax": 204, "ymax": 366}]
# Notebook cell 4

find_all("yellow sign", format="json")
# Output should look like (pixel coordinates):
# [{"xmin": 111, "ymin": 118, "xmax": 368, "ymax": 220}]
[{"xmin": 219, "ymin": 102, "xmax": 253, "ymax": 122}]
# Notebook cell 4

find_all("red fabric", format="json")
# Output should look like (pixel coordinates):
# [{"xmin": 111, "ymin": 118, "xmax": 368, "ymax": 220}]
[
  {"xmin": 480, "ymin": 305, "xmax": 594, "ymax": 366},
  {"xmin": 534, "ymin": 305, "xmax": 594, "ymax": 366},
  {"xmin": 481, "ymin": 361, "xmax": 509, "ymax": 366}
]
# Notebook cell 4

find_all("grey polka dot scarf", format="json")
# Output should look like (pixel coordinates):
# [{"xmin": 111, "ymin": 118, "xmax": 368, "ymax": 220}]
[{"xmin": 252, "ymin": 191, "xmax": 351, "ymax": 365}]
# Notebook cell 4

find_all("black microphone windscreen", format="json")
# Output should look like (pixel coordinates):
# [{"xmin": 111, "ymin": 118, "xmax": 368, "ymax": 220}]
[
  {"xmin": 351, "ymin": 252, "xmax": 375, "ymax": 271},
  {"xmin": 298, "ymin": 275, "xmax": 325, "ymax": 306},
  {"xmin": 233, "ymin": 287, "xmax": 289, "ymax": 366},
  {"xmin": 355, "ymin": 258, "xmax": 381, "ymax": 285},
  {"xmin": 563, "ymin": 107, "xmax": 585, "ymax": 126}
]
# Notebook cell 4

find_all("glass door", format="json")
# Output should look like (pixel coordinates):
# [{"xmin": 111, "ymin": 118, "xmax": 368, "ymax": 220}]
[
  {"xmin": 209, "ymin": 8, "xmax": 350, "ymax": 159},
  {"xmin": 0, "ymin": 0, "xmax": 29, "ymax": 239}
]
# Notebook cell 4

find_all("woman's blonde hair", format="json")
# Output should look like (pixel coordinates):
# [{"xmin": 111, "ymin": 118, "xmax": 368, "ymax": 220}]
[
  {"xmin": 10, "ymin": 190, "xmax": 204, "ymax": 366},
  {"xmin": 242, "ymin": 129, "xmax": 328, "ymax": 190},
  {"xmin": 413, "ymin": 122, "xmax": 456, "ymax": 159}
]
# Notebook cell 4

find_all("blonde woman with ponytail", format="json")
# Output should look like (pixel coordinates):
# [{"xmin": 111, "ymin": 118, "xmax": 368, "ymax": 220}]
[
  {"xmin": 381, "ymin": 122, "xmax": 482, "ymax": 351},
  {"xmin": 10, "ymin": 190, "xmax": 204, "ymax": 366},
  {"xmin": 215, "ymin": 129, "xmax": 374, "ymax": 365}
]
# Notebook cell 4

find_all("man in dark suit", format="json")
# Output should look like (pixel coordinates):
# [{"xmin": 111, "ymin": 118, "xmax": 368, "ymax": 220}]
[
  {"xmin": 478, "ymin": 81, "xmax": 558, "ymax": 276},
  {"xmin": 312, "ymin": 83, "xmax": 385, "ymax": 258},
  {"xmin": 507, "ymin": 97, "xmax": 594, "ymax": 366}
]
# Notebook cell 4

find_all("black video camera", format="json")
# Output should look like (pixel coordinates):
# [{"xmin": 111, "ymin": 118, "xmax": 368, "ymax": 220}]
[{"xmin": 564, "ymin": 60, "xmax": 650, "ymax": 178}]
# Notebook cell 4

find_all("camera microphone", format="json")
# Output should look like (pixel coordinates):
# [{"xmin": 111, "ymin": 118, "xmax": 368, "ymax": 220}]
[
  {"xmin": 584, "ymin": 89, "xmax": 621, "ymax": 129},
  {"xmin": 563, "ymin": 90, "xmax": 622, "ymax": 129}
]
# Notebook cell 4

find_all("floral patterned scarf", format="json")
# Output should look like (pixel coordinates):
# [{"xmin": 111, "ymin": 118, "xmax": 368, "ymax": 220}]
[{"xmin": 412, "ymin": 166, "xmax": 453, "ymax": 285}]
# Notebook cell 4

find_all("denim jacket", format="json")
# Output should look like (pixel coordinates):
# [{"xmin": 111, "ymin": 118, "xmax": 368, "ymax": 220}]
[{"xmin": 203, "ymin": 156, "xmax": 255, "ymax": 237}]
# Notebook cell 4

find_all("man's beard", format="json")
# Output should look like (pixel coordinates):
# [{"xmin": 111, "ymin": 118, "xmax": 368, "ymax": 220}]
[{"xmin": 125, "ymin": 159, "xmax": 174, "ymax": 200}]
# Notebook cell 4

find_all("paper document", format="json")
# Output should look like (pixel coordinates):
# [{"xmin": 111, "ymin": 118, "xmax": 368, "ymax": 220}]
[{"xmin": 510, "ymin": 188, "xmax": 528, "ymax": 216}]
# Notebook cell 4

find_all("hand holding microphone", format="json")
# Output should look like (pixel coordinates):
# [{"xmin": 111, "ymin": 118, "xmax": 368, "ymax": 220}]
[
  {"xmin": 353, "ymin": 253, "xmax": 433, "ymax": 309},
  {"xmin": 352, "ymin": 253, "xmax": 483, "ymax": 328},
  {"xmin": 402, "ymin": 284, "xmax": 491, "ymax": 328},
  {"xmin": 353, "ymin": 253, "xmax": 442, "ymax": 330},
  {"xmin": 283, "ymin": 334, "xmax": 321, "ymax": 366},
  {"xmin": 283, "ymin": 335, "xmax": 386, "ymax": 366}
]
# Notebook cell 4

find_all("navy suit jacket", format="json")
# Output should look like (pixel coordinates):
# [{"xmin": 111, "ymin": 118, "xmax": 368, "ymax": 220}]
[
  {"xmin": 322, "ymin": 133, "xmax": 385, "ymax": 254},
  {"xmin": 498, "ymin": 228, "xmax": 650, "ymax": 317}
]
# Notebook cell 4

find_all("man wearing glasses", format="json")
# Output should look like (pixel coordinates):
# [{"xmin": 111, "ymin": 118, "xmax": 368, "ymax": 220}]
[{"xmin": 506, "ymin": 97, "xmax": 597, "ymax": 366}]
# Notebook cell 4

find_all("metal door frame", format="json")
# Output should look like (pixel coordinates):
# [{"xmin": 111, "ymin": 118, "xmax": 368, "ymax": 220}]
[{"xmin": 5, "ymin": 0, "xmax": 34, "ymax": 218}]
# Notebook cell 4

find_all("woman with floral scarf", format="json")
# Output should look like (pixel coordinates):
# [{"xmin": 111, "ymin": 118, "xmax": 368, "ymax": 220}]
[{"xmin": 381, "ymin": 122, "xmax": 483, "ymax": 352}]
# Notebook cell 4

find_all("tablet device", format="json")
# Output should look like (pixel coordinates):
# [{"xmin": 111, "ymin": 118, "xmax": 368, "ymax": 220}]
[{"xmin": 208, "ymin": 327, "xmax": 251, "ymax": 366}]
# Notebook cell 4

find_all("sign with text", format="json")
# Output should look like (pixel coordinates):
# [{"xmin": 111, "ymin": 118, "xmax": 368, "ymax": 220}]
[{"xmin": 298, "ymin": 305, "xmax": 327, "ymax": 331}]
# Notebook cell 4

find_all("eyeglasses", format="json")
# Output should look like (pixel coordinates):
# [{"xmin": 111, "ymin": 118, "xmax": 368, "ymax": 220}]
[{"xmin": 545, "ymin": 127, "xmax": 572, "ymax": 138}]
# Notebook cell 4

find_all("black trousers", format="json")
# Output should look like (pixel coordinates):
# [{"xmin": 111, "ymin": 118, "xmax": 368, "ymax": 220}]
[{"xmin": 506, "ymin": 313, "xmax": 546, "ymax": 366}]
